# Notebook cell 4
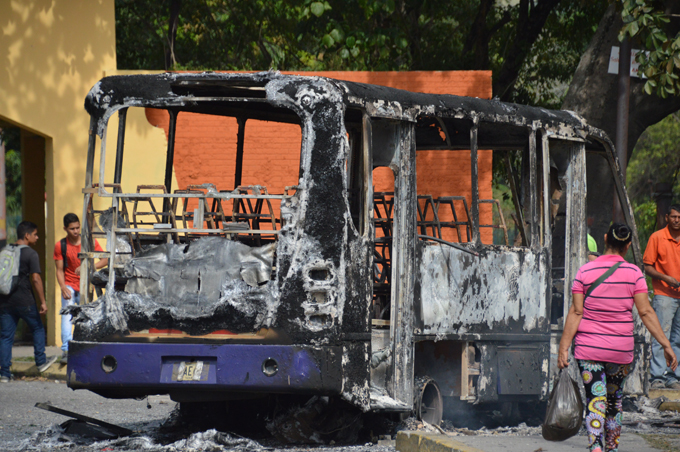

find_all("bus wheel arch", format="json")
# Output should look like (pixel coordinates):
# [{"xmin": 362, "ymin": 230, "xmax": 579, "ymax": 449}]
[{"xmin": 414, "ymin": 376, "xmax": 443, "ymax": 426}]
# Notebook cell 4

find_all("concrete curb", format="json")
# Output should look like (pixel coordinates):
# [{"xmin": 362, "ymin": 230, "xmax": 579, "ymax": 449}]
[
  {"xmin": 10, "ymin": 360, "xmax": 67, "ymax": 381},
  {"xmin": 396, "ymin": 431, "xmax": 485, "ymax": 452},
  {"xmin": 648, "ymin": 389, "xmax": 680, "ymax": 412}
]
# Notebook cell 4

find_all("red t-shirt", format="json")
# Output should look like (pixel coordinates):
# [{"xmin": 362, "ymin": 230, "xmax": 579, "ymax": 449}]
[{"xmin": 53, "ymin": 239, "xmax": 103, "ymax": 290}]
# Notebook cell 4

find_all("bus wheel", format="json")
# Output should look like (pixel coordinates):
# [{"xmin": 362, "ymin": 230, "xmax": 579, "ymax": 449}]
[{"xmin": 414, "ymin": 376, "xmax": 443, "ymax": 426}]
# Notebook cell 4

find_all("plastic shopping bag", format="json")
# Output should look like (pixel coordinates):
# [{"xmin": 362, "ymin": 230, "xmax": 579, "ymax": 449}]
[{"xmin": 542, "ymin": 368, "xmax": 584, "ymax": 441}]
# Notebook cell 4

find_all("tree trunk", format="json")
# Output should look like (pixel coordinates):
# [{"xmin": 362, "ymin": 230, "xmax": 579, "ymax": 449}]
[
  {"xmin": 164, "ymin": 0, "xmax": 181, "ymax": 70},
  {"xmin": 561, "ymin": 3, "xmax": 680, "ymax": 248},
  {"xmin": 655, "ymin": 182, "xmax": 673, "ymax": 230},
  {"xmin": 495, "ymin": 0, "xmax": 561, "ymax": 101}
]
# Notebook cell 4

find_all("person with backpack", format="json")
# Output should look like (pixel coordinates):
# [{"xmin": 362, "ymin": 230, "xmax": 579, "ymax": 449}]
[
  {"xmin": 53, "ymin": 213, "xmax": 106, "ymax": 364},
  {"xmin": 0, "ymin": 221, "xmax": 57, "ymax": 382}
]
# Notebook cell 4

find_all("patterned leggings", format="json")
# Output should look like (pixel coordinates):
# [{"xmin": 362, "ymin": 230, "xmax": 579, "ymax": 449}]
[{"xmin": 577, "ymin": 360, "xmax": 631, "ymax": 452}]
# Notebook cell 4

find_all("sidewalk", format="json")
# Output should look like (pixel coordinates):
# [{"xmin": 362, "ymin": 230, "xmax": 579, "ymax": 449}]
[
  {"xmin": 9, "ymin": 344, "xmax": 67, "ymax": 380},
  {"xmin": 398, "ymin": 431, "xmax": 669, "ymax": 452}
]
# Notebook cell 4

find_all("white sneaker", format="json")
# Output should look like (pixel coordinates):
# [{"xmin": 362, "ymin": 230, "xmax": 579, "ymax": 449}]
[
  {"xmin": 650, "ymin": 380, "xmax": 666, "ymax": 390},
  {"xmin": 37, "ymin": 356, "xmax": 58, "ymax": 373},
  {"xmin": 0, "ymin": 376, "xmax": 10, "ymax": 383}
]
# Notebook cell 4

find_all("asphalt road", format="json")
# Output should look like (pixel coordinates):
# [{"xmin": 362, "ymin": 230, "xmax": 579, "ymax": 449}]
[
  {"xmin": 1, "ymin": 378, "xmax": 679, "ymax": 452},
  {"xmin": 0, "ymin": 378, "xmax": 175, "ymax": 450}
]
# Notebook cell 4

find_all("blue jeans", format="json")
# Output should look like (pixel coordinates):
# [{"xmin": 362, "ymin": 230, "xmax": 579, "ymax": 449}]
[
  {"xmin": 60, "ymin": 287, "xmax": 80, "ymax": 353},
  {"xmin": 650, "ymin": 294, "xmax": 680, "ymax": 384},
  {"xmin": 0, "ymin": 304, "xmax": 47, "ymax": 378}
]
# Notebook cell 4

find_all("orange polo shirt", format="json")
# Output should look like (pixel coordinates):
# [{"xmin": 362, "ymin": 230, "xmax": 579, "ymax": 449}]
[{"xmin": 643, "ymin": 226, "xmax": 680, "ymax": 298}]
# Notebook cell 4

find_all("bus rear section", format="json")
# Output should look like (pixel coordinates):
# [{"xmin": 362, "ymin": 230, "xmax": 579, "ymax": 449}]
[{"xmin": 66, "ymin": 74, "xmax": 373, "ymax": 411}]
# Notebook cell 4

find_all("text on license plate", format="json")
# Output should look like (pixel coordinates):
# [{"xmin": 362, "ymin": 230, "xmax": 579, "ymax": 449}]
[{"xmin": 175, "ymin": 361, "xmax": 207, "ymax": 381}]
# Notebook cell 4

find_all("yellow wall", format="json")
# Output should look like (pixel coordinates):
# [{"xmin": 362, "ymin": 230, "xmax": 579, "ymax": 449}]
[{"xmin": 0, "ymin": 1, "xmax": 172, "ymax": 346}]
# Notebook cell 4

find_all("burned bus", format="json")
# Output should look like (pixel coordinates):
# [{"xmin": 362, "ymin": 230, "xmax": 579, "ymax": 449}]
[{"xmin": 67, "ymin": 72, "xmax": 645, "ymax": 425}]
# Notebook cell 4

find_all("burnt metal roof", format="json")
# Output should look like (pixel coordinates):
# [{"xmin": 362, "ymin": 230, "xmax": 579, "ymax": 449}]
[{"xmin": 85, "ymin": 71, "xmax": 610, "ymax": 152}]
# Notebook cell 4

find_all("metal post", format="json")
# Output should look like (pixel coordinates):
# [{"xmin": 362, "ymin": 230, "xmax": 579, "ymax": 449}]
[
  {"xmin": 163, "ymin": 110, "xmax": 178, "ymax": 216},
  {"xmin": 470, "ymin": 121, "xmax": 480, "ymax": 243},
  {"xmin": 113, "ymin": 108, "xmax": 128, "ymax": 189},
  {"xmin": 234, "ymin": 117, "xmax": 246, "ymax": 189},
  {"xmin": 0, "ymin": 129, "xmax": 6, "ymax": 248},
  {"xmin": 614, "ymin": 38, "xmax": 631, "ymax": 223}
]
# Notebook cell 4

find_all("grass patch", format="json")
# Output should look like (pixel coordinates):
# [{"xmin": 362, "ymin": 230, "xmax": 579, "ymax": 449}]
[
  {"xmin": 12, "ymin": 357, "xmax": 35, "ymax": 362},
  {"xmin": 639, "ymin": 433, "xmax": 680, "ymax": 452}
]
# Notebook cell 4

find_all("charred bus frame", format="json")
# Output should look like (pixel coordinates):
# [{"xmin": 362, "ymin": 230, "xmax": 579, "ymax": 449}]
[{"xmin": 67, "ymin": 72, "xmax": 645, "ymax": 424}]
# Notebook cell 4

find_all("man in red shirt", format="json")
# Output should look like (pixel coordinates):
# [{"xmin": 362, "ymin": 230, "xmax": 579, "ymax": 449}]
[
  {"xmin": 53, "ymin": 213, "xmax": 107, "ymax": 364},
  {"xmin": 644, "ymin": 205, "xmax": 680, "ymax": 389}
]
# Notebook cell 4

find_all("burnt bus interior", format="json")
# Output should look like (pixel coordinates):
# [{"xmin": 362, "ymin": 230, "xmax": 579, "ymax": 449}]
[
  {"xmin": 88, "ymin": 104, "xmax": 547, "ymax": 321},
  {"xmin": 76, "ymin": 74, "xmax": 644, "ymax": 424}
]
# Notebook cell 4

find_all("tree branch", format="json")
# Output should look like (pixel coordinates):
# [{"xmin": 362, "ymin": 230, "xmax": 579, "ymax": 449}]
[
  {"xmin": 164, "ymin": 0, "xmax": 181, "ymax": 70},
  {"xmin": 462, "ymin": 0, "xmax": 495, "ymax": 69},
  {"xmin": 494, "ymin": 0, "xmax": 562, "ymax": 101}
]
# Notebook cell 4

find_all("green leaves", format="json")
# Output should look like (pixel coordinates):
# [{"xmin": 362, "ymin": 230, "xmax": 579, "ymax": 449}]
[
  {"xmin": 114, "ymin": 0, "xmax": 605, "ymax": 105},
  {"xmin": 617, "ymin": 0, "xmax": 680, "ymax": 98},
  {"xmin": 628, "ymin": 112, "xmax": 680, "ymax": 249},
  {"xmin": 329, "ymin": 28, "xmax": 344, "ymax": 43},
  {"xmin": 310, "ymin": 2, "xmax": 331, "ymax": 17},
  {"xmin": 322, "ymin": 34, "xmax": 335, "ymax": 47},
  {"xmin": 310, "ymin": 2, "xmax": 325, "ymax": 17}
]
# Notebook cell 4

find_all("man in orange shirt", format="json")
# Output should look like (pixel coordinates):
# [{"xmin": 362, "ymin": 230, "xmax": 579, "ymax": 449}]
[
  {"xmin": 53, "ymin": 213, "xmax": 107, "ymax": 364},
  {"xmin": 645, "ymin": 205, "xmax": 680, "ymax": 389}
]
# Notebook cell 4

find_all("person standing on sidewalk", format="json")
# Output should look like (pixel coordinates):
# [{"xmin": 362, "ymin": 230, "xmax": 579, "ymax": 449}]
[
  {"xmin": 53, "ymin": 213, "xmax": 106, "ymax": 364},
  {"xmin": 0, "ymin": 221, "xmax": 57, "ymax": 382},
  {"xmin": 645, "ymin": 204, "xmax": 680, "ymax": 390}
]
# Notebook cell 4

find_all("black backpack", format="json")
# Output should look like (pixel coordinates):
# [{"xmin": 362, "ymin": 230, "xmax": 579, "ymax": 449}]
[{"xmin": 61, "ymin": 238, "xmax": 68, "ymax": 271}]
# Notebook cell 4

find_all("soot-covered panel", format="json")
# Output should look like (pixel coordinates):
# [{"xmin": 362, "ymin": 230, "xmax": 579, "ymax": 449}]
[{"xmin": 417, "ymin": 243, "xmax": 549, "ymax": 335}]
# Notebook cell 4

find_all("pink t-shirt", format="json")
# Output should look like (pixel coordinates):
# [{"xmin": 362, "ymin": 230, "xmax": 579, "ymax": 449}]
[{"xmin": 571, "ymin": 254, "xmax": 647, "ymax": 364}]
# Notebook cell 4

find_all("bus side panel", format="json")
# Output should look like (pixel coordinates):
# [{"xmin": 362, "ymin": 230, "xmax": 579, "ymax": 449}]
[{"xmin": 416, "ymin": 244, "xmax": 549, "ymax": 335}]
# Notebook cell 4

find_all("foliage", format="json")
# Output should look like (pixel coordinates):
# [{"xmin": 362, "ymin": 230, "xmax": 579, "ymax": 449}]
[
  {"xmin": 619, "ymin": 0, "xmax": 680, "ymax": 98},
  {"xmin": 492, "ymin": 181, "xmax": 519, "ymax": 246},
  {"xmin": 633, "ymin": 199, "xmax": 657, "ymax": 253},
  {"xmin": 116, "ymin": 0, "xmax": 300, "ymax": 70},
  {"xmin": 512, "ymin": 2, "xmax": 607, "ymax": 108},
  {"xmin": 115, "ymin": 0, "xmax": 605, "ymax": 107},
  {"xmin": 627, "ymin": 112, "xmax": 680, "ymax": 253},
  {"xmin": 0, "ymin": 128, "xmax": 22, "ymax": 243},
  {"xmin": 626, "ymin": 111, "xmax": 680, "ymax": 204},
  {"xmin": 491, "ymin": 149, "xmax": 525, "ymax": 246}
]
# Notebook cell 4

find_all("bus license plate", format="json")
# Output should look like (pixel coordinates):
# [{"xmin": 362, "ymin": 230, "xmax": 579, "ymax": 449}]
[{"xmin": 175, "ymin": 361, "xmax": 205, "ymax": 381}]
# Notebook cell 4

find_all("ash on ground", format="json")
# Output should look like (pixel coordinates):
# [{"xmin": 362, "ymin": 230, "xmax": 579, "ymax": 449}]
[{"xmin": 11, "ymin": 394, "xmax": 680, "ymax": 451}]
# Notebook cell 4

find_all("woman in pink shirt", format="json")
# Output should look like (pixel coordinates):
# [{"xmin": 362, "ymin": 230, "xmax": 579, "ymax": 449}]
[{"xmin": 558, "ymin": 223, "xmax": 677, "ymax": 452}]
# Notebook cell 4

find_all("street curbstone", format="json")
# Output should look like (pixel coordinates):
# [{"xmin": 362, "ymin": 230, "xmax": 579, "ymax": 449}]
[
  {"xmin": 10, "ymin": 360, "xmax": 67, "ymax": 381},
  {"xmin": 396, "ymin": 431, "xmax": 486, "ymax": 452},
  {"xmin": 649, "ymin": 389, "xmax": 680, "ymax": 412}
]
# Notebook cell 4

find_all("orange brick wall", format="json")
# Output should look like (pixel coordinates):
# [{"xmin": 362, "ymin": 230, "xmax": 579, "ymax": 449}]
[{"xmin": 146, "ymin": 71, "xmax": 493, "ymax": 243}]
